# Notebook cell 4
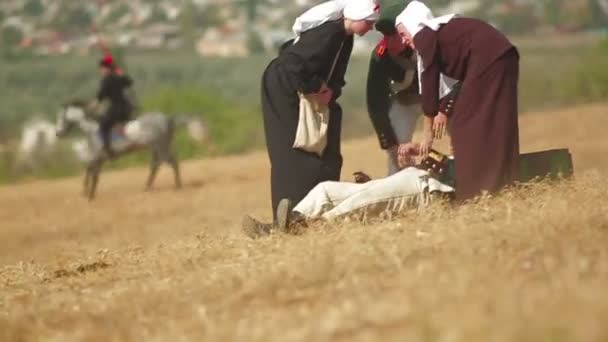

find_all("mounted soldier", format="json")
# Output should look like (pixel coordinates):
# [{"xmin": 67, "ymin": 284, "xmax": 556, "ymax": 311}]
[{"xmin": 96, "ymin": 54, "xmax": 136, "ymax": 158}]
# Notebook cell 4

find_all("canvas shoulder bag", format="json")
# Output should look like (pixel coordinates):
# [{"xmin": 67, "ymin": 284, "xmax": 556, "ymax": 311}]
[{"xmin": 293, "ymin": 41, "xmax": 344, "ymax": 156}]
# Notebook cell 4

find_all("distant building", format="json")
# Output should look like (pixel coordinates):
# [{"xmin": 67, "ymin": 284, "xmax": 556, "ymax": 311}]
[
  {"xmin": 134, "ymin": 23, "xmax": 180, "ymax": 50},
  {"xmin": 21, "ymin": 29, "xmax": 69, "ymax": 55},
  {"xmin": 196, "ymin": 26, "xmax": 248, "ymax": 57},
  {"xmin": 438, "ymin": 0, "xmax": 481, "ymax": 15}
]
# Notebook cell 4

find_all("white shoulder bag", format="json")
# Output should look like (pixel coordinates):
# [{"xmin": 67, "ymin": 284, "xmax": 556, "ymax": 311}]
[{"xmin": 293, "ymin": 41, "xmax": 344, "ymax": 157}]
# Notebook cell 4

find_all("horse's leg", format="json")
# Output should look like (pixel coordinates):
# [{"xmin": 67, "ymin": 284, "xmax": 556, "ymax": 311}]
[
  {"xmin": 88, "ymin": 161, "xmax": 103, "ymax": 201},
  {"xmin": 145, "ymin": 151, "xmax": 161, "ymax": 191},
  {"xmin": 167, "ymin": 152, "xmax": 182, "ymax": 190},
  {"xmin": 83, "ymin": 165, "xmax": 91, "ymax": 197},
  {"xmin": 162, "ymin": 119, "xmax": 182, "ymax": 190}
]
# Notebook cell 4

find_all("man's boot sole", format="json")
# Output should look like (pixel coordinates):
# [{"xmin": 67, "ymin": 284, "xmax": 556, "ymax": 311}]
[{"xmin": 276, "ymin": 198, "xmax": 292, "ymax": 232}]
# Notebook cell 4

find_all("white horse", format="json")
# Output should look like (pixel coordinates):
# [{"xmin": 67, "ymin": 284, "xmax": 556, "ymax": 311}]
[
  {"xmin": 15, "ymin": 118, "xmax": 58, "ymax": 171},
  {"xmin": 55, "ymin": 100, "xmax": 209, "ymax": 200}
]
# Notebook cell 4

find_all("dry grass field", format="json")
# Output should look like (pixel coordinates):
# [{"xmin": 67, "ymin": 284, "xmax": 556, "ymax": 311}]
[{"xmin": 1, "ymin": 103, "xmax": 608, "ymax": 341}]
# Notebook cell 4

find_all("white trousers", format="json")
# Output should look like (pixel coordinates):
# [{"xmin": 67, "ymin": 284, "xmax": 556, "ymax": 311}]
[
  {"xmin": 387, "ymin": 100, "xmax": 421, "ymax": 175},
  {"xmin": 292, "ymin": 167, "xmax": 455, "ymax": 221}
]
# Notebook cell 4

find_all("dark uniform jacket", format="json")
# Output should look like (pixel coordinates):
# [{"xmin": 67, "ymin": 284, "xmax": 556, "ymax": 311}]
[
  {"xmin": 97, "ymin": 73, "xmax": 134, "ymax": 120},
  {"xmin": 366, "ymin": 42, "xmax": 461, "ymax": 150}
]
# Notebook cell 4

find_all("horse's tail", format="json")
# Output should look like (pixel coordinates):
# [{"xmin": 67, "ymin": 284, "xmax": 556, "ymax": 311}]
[{"xmin": 172, "ymin": 115, "xmax": 210, "ymax": 144}]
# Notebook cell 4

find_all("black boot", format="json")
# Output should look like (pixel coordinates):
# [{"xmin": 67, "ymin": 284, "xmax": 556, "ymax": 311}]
[{"xmin": 101, "ymin": 131, "xmax": 116, "ymax": 159}]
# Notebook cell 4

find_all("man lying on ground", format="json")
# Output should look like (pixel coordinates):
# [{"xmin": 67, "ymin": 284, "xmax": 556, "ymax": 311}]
[{"xmin": 242, "ymin": 143, "xmax": 455, "ymax": 239}]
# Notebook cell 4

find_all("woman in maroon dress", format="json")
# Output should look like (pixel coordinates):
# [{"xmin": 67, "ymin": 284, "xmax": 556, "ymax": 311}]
[{"xmin": 395, "ymin": 1, "xmax": 520, "ymax": 202}]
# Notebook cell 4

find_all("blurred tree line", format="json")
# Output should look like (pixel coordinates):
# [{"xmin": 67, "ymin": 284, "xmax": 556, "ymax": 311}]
[
  {"xmin": 422, "ymin": 0, "xmax": 608, "ymax": 34},
  {"xmin": 4, "ymin": 0, "xmax": 605, "ymax": 58}
]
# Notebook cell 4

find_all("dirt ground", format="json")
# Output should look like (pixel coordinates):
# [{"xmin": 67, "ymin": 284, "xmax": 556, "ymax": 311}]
[{"xmin": 1, "ymin": 103, "xmax": 607, "ymax": 341}]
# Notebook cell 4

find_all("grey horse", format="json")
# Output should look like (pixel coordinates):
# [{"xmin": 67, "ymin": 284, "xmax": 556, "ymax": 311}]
[{"xmin": 55, "ymin": 100, "xmax": 209, "ymax": 200}]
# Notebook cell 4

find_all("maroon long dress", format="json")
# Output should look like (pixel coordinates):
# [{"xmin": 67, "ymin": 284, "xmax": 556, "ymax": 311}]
[{"xmin": 414, "ymin": 17, "xmax": 520, "ymax": 201}]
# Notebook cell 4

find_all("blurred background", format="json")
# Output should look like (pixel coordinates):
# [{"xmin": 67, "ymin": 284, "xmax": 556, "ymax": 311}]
[{"xmin": 0, "ymin": 0, "xmax": 607, "ymax": 183}]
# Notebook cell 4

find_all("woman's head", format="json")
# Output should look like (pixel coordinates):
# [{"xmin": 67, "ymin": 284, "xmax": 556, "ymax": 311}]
[
  {"xmin": 292, "ymin": 0, "xmax": 380, "ymax": 37},
  {"xmin": 343, "ymin": 0, "xmax": 380, "ymax": 36},
  {"xmin": 385, "ymin": 32, "xmax": 407, "ymax": 55},
  {"xmin": 394, "ymin": 0, "xmax": 435, "ymax": 48},
  {"xmin": 344, "ymin": 19, "xmax": 376, "ymax": 36},
  {"xmin": 396, "ymin": 23, "xmax": 415, "ymax": 49}
]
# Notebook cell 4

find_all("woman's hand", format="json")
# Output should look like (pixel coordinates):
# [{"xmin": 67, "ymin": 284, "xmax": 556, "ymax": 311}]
[
  {"xmin": 432, "ymin": 112, "xmax": 448, "ymax": 139},
  {"xmin": 317, "ymin": 84, "xmax": 333, "ymax": 106},
  {"xmin": 419, "ymin": 132, "xmax": 433, "ymax": 158},
  {"xmin": 397, "ymin": 142, "xmax": 419, "ymax": 158},
  {"xmin": 397, "ymin": 142, "xmax": 419, "ymax": 168},
  {"xmin": 419, "ymin": 116, "xmax": 434, "ymax": 157},
  {"xmin": 353, "ymin": 171, "xmax": 372, "ymax": 183}
]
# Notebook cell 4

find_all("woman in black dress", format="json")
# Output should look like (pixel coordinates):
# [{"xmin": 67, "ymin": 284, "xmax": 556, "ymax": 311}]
[{"xmin": 261, "ymin": 0, "xmax": 380, "ymax": 218}]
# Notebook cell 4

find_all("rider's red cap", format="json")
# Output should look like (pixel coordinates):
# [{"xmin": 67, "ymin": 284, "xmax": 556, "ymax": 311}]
[{"xmin": 99, "ymin": 54, "xmax": 114, "ymax": 68}]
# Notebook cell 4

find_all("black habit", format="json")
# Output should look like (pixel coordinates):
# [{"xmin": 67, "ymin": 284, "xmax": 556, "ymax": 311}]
[{"xmin": 261, "ymin": 20, "xmax": 354, "ymax": 218}]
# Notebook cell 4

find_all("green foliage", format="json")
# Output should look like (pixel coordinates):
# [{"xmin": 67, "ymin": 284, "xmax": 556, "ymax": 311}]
[
  {"xmin": 419, "ymin": 0, "xmax": 451, "ymax": 8},
  {"xmin": 69, "ymin": 6, "xmax": 93, "ymax": 29},
  {"xmin": 0, "ymin": 85, "xmax": 265, "ymax": 184},
  {"xmin": 54, "ymin": 5, "xmax": 93, "ymax": 33},
  {"xmin": 541, "ymin": 0, "xmax": 564, "ymax": 26},
  {"xmin": 104, "ymin": 4, "xmax": 130, "ymax": 25},
  {"xmin": 1, "ymin": 26, "xmax": 23, "ymax": 48},
  {"xmin": 467, "ymin": 0, "xmax": 607, "ymax": 33},
  {"xmin": 1, "ymin": 39, "xmax": 606, "ymax": 184},
  {"xmin": 563, "ymin": 37, "xmax": 608, "ymax": 102},
  {"xmin": 588, "ymin": 0, "xmax": 608, "ymax": 27},
  {"xmin": 0, "ymin": 142, "xmax": 83, "ymax": 185},
  {"xmin": 147, "ymin": 5, "xmax": 169, "ymax": 24},
  {"xmin": 492, "ymin": 6, "xmax": 539, "ymax": 35},
  {"xmin": 23, "ymin": 0, "xmax": 44, "ymax": 17},
  {"xmin": 141, "ymin": 87, "xmax": 264, "ymax": 155},
  {"xmin": 598, "ymin": 37, "xmax": 608, "ymax": 52},
  {"xmin": 178, "ymin": 3, "xmax": 222, "ymax": 42},
  {"xmin": 247, "ymin": 31, "xmax": 265, "ymax": 55}
]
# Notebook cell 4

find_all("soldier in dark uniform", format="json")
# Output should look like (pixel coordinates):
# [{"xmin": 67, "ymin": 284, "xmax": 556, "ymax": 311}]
[
  {"xmin": 97, "ymin": 55, "xmax": 134, "ymax": 157},
  {"xmin": 367, "ymin": 1, "xmax": 460, "ymax": 175}
]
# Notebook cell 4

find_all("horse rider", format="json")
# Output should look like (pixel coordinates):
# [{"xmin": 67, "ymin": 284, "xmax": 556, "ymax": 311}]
[{"xmin": 96, "ymin": 54, "xmax": 135, "ymax": 158}]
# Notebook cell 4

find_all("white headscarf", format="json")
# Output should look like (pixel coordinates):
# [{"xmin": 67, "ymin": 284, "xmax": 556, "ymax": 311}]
[
  {"xmin": 395, "ymin": 1, "xmax": 455, "ymax": 38},
  {"xmin": 395, "ymin": 1, "xmax": 457, "ymax": 98},
  {"xmin": 292, "ymin": 0, "xmax": 380, "ymax": 38}
]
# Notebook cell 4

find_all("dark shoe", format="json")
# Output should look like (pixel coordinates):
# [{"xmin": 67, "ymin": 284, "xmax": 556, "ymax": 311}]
[
  {"xmin": 242, "ymin": 215, "xmax": 273, "ymax": 239},
  {"xmin": 276, "ymin": 198, "xmax": 293, "ymax": 232},
  {"xmin": 276, "ymin": 198, "xmax": 308, "ymax": 234}
]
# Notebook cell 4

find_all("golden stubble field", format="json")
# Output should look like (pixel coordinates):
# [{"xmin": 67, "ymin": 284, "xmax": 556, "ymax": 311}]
[{"xmin": 1, "ymin": 103, "xmax": 608, "ymax": 341}]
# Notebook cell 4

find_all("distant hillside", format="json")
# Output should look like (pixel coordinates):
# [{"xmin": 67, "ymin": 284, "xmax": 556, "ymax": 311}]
[{"xmin": 1, "ymin": 0, "xmax": 607, "ymax": 56}]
